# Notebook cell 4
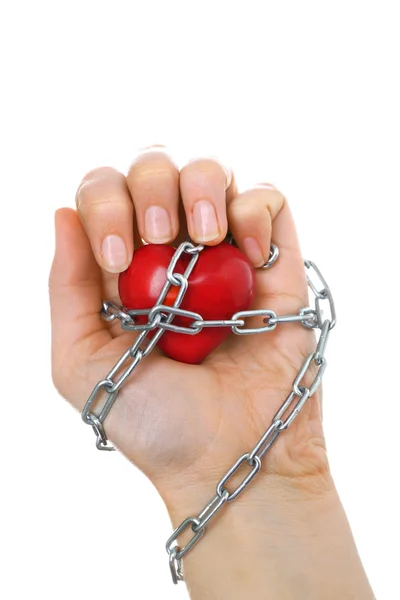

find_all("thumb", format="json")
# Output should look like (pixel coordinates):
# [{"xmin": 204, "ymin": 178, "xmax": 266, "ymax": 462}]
[{"xmin": 49, "ymin": 208, "xmax": 111, "ymax": 381}]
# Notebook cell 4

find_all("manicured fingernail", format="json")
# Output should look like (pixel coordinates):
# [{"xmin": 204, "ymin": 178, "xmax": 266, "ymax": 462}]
[
  {"xmin": 102, "ymin": 235, "xmax": 128, "ymax": 271},
  {"xmin": 242, "ymin": 237, "xmax": 265, "ymax": 267},
  {"xmin": 144, "ymin": 205, "xmax": 172, "ymax": 243},
  {"xmin": 192, "ymin": 200, "xmax": 220, "ymax": 242}
]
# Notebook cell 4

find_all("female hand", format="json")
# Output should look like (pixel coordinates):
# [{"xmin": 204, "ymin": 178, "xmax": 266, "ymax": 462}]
[{"xmin": 49, "ymin": 147, "xmax": 374, "ymax": 599}]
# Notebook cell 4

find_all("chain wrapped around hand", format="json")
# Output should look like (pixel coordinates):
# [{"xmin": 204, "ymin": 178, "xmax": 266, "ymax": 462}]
[{"xmin": 81, "ymin": 240, "xmax": 336, "ymax": 584}]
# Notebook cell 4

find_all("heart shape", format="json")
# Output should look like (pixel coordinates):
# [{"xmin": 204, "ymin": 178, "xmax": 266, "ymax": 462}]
[{"xmin": 118, "ymin": 242, "xmax": 256, "ymax": 364}]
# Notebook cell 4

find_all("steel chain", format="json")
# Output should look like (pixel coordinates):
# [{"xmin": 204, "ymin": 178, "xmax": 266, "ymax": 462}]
[
  {"xmin": 80, "ymin": 240, "xmax": 335, "ymax": 585},
  {"xmin": 164, "ymin": 255, "xmax": 335, "ymax": 584},
  {"xmin": 81, "ymin": 240, "xmax": 204, "ymax": 450}
]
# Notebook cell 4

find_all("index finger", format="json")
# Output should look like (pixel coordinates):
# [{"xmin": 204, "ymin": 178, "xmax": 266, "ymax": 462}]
[{"xmin": 76, "ymin": 167, "xmax": 135, "ymax": 274}]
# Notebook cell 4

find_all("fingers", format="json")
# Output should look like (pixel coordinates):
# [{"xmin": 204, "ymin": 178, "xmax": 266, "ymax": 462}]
[
  {"xmin": 228, "ymin": 184, "xmax": 308, "ymax": 306},
  {"xmin": 73, "ymin": 151, "xmax": 305, "ymax": 311},
  {"xmin": 75, "ymin": 151, "xmax": 236, "ymax": 283},
  {"xmin": 227, "ymin": 184, "xmax": 279, "ymax": 268},
  {"xmin": 49, "ymin": 208, "xmax": 111, "ymax": 375},
  {"xmin": 76, "ymin": 167, "xmax": 134, "ymax": 273},
  {"xmin": 126, "ymin": 149, "xmax": 180, "ymax": 244},
  {"xmin": 126, "ymin": 152, "xmax": 236, "ymax": 247},
  {"xmin": 180, "ymin": 158, "xmax": 237, "ymax": 244}
]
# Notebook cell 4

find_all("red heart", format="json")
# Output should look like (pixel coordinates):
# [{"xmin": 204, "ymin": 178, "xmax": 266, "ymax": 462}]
[{"xmin": 118, "ymin": 242, "xmax": 256, "ymax": 364}]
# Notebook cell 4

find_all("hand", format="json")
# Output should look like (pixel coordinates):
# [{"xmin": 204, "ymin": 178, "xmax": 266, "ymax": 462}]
[
  {"xmin": 49, "ymin": 148, "xmax": 374, "ymax": 599},
  {"xmin": 50, "ymin": 147, "xmax": 324, "ymax": 497}
]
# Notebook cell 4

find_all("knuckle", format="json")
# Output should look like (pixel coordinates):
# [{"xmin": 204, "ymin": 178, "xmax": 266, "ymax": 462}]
[
  {"xmin": 255, "ymin": 184, "xmax": 286, "ymax": 207},
  {"xmin": 228, "ymin": 186, "xmax": 286, "ymax": 221},
  {"xmin": 76, "ymin": 167, "xmax": 120, "ymax": 209},
  {"xmin": 128, "ymin": 162, "xmax": 178, "ymax": 187},
  {"xmin": 128, "ymin": 150, "xmax": 179, "ymax": 183},
  {"xmin": 127, "ymin": 165, "xmax": 179, "ymax": 193},
  {"xmin": 181, "ymin": 157, "xmax": 230, "ymax": 183},
  {"xmin": 228, "ymin": 196, "xmax": 269, "ymax": 223}
]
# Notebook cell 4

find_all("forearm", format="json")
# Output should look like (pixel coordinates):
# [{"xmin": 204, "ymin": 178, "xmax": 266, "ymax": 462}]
[{"xmin": 166, "ymin": 474, "xmax": 375, "ymax": 600}]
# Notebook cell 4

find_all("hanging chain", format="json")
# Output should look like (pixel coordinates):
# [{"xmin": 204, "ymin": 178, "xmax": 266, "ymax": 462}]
[
  {"xmin": 164, "ymin": 259, "xmax": 335, "ymax": 584},
  {"xmin": 80, "ymin": 240, "xmax": 335, "ymax": 585}
]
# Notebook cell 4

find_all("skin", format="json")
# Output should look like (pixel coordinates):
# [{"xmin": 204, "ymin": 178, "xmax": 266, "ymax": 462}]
[{"xmin": 49, "ymin": 147, "xmax": 375, "ymax": 599}]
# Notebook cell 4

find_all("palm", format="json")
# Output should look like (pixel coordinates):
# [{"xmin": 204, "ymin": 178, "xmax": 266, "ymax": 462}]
[{"xmin": 76, "ymin": 252, "xmax": 324, "ymax": 493}]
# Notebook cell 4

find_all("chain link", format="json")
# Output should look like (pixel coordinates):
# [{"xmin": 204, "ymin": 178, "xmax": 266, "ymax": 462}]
[
  {"xmin": 216, "ymin": 453, "xmax": 262, "ymax": 501},
  {"xmin": 116, "ymin": 305, "xmax": 318, "ymax": 335},
  {"xmin": 81, "ymin": 241, "xmax": 204, "ymax": 450},
  {"xmin": 80, "ymin": 242, "xmax": 335, "ymax": 584},
  {"xmin": 100, "ymin": 301, "xmax": 132, "ymax": 323},
  {"xmin": 165, "ymin": 258, "xmax": 335, "ymax": 583}
]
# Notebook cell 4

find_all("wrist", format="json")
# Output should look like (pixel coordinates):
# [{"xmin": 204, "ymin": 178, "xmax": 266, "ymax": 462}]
[
  {"xmin": 163, "ymin": 473, "xmax": 374, "ymax": 599},
  {"xmin": 165, "ymin": 469, "xmax": 337, "ymax": 555}
]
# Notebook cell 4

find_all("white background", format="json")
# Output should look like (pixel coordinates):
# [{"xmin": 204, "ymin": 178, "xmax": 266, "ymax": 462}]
[{"xmin": 1, "ymin": 2, "xmax": 399, "ymax": 598}]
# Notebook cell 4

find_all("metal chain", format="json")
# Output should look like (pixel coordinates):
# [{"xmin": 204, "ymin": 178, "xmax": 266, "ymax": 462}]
[
  {"xmin": 165, "ymin": 259, "xmax": 335, "ymax": 584},
  {"xmin": 116, "ymin": 304, "xmax": 318, "ymax": 335},
  {"xmin": 81, "ymin": 240, "xmax": 204, "ymax": 450},
  {"xmin": 81, "ymin": 241, "xmax": 279, "ymax": 449},
  {"xmin": 80, "ymin": 239, "xmax": 335, "ymax": 586}
]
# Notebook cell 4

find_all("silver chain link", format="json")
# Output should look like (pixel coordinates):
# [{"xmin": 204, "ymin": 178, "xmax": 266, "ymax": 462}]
[
  {"xmin": 117, "ymin": 304, "xmax": 318, "ymax": 335},
  {"xmin": 81, "ymin": 240, "xmax": 204, "ymax": 450},
  {"xmin": 80, "ymin": 240, "xmax": 335, "ymax": 585},
  {"xmin": 164, "ymin": 259, "xmax": 335, "ymax": 584}
]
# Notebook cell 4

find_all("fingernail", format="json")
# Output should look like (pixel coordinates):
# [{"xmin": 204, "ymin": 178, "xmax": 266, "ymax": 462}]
[
  {"xmin": 192, "ymin": 200, "xmax": 220, "ymax": 242},
  {"xmin": 242, "ymin": 237, "xmax": 265, "ymax": 267},
  {"xmin": 144, "ymin": 206, "xmax": 172, "ymax": 243},
  {"xmin": 102, "ymin": 235, "xmax": 128, "ymax": 271}
]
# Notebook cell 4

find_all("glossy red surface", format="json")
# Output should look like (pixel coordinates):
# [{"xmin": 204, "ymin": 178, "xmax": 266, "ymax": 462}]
[{"xmin": 118, "ymin": 242, "xmax": 256, "ymax": 364}]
